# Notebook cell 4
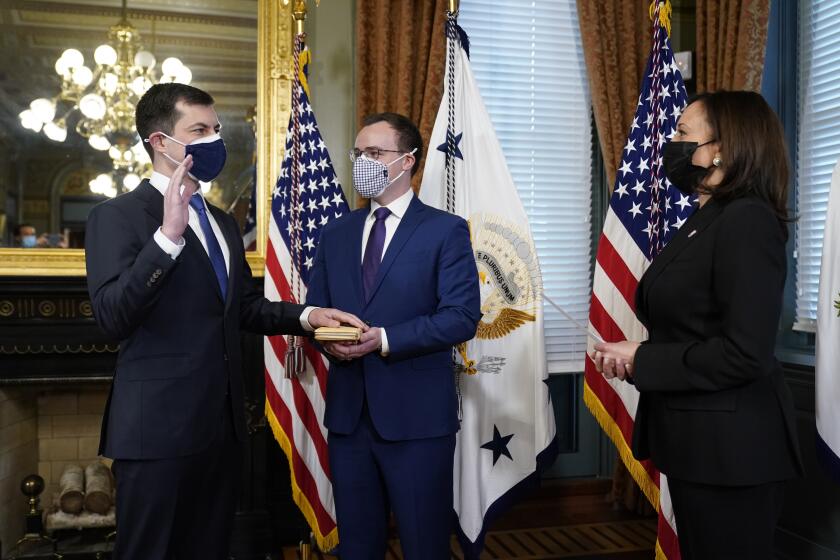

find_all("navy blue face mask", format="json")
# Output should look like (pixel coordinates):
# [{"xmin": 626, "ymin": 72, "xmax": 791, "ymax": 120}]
[{"xmin": 150, "ymin": 132, "xmax": 227, "ymax": 182}]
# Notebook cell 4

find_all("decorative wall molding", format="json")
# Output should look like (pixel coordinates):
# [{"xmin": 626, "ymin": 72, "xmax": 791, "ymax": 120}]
[
  {"xmin": 10, "ymin": 1, "xmax": 256, "ymax": 28},
  {"xmin": 0, "ymin": 343, "xmax": 118, "ymax": 355},
  {"xmin": 0, "ymin": 295, "xmax": 94, "ymax": 320}
]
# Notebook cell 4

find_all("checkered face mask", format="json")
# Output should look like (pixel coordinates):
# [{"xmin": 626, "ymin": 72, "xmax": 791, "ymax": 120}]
[{"xmin": 352, "ymin": 148, "xmax": 416, "ymax": 199}]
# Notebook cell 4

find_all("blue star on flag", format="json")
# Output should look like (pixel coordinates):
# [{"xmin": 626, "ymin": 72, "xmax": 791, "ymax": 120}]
[
  {"xmin": 481, "ymin": 425, "xmax": 514, "ymax": 465},
  {"xmin": 437, "ymin": 131, "xmax": 464, "ymax": 160}
]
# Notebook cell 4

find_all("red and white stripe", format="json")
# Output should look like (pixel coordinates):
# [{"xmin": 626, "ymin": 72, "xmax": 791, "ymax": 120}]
[
  {"xmin": 263, "ymin": 214, "xmax": 337, "ymax": 543},
  {"xmin": 585, "ymin": 207, "xmax": 680, "ymax": 560}
]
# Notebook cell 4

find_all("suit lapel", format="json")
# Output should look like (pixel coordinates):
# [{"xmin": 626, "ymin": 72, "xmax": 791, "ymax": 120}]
[
  {"xmin": 364, "ymin": 196, "xmax": 426, "ymax": 306},
  {"xmin": 138, "ymin": 180, "xmax": 163, "ymax": 223},
  {"xmin": 182, "ymin": 226, "xmax": 225, "ymax": 304},
  {"xmin": 208, "ymin": 204, "xmax": 238, "ymax": 309},
  {"xmin": 641, "ymin": 199, "xmax": 724, "ymax": 304},
  {"xmin": 348, "ymin": 210, "xmax": 367, "ymax": 306}
]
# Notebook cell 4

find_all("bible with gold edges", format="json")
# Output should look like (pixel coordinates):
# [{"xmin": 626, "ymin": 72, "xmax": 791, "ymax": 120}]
[{"xmin": 314, "ymin": 326, "xmax": 362, "ymax": 342}]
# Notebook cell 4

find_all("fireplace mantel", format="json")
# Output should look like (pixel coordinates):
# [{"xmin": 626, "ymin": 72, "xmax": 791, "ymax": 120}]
[{"xmin": 0, "ymin": 277, "xmax": 117, "ymax": 385}]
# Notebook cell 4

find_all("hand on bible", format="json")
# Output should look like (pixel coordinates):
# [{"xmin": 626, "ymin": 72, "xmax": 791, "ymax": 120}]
[{"xmin": 308, "ymin": 308, "xmax": 367, "ymax": 331}]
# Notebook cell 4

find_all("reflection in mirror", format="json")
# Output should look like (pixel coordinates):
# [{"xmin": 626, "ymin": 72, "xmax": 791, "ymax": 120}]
[{"xmin": 0, "ymin": 0, "xmax": 258, "ymax": 250}]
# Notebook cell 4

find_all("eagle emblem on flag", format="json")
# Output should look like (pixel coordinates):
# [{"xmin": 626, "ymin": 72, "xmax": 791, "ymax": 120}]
[
  {"xmin": 472, "ymin": 213, "xmax": 541, "ymax": 340},
  {"xmin": 456, "ymin": 213, "xmax": 541, "ymax": 376}
]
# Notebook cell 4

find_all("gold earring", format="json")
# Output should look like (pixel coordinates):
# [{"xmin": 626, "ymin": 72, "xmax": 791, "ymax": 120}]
[{"xmin": 713, "ymin": 154, "xmax": 722, "ymax": 167}]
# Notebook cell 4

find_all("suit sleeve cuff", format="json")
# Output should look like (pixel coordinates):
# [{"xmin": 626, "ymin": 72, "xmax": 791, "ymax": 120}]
[
  {"xmin": 300, "ymin": 306, "xmax": 317, "ymax": 331},
  {"xmin": 380, "ymin": 328, "xmax": 389, "ymax": 356},
  {"xmin": 154, "ymin": 228, "xmax": 185, "ymax": 260}
]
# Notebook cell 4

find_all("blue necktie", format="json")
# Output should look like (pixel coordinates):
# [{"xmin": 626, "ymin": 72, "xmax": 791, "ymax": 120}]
[
  {"xmin": 362, "ymin": 207, "xmax": 391, "ymax": 301},
  {"xmin": 189, "ymin": 194, "xmax": 228, "ymax": 299}
]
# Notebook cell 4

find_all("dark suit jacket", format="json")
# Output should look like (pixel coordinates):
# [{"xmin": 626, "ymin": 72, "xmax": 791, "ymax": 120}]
[
  {"xmin": 86, "ymin": 180, "xmax": 307, "ymax": 460},
  {"xmin": 305, "ymin": 196, "xmax": 481, "ymax": 441},
  {"xmin": 631, "ymin": 196, "xmax": 804, "ymax": 486}
]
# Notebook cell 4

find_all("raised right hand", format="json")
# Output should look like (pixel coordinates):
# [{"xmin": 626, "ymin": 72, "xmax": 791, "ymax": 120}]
[{"xmin": 161, "ymin": 155, "xmax": 195, "ymax": 243}]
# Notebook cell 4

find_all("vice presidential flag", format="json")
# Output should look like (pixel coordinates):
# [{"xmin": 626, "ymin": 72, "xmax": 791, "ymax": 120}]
[
  {"xmin": 816, "ymin": 157, "xmax": 840, "ymax": 482},
  {"xmin": 263, "ymin": 38, "xmax": 348, "ymax": 551},
  {"xmin": 420, "ymin": 16, "xmax": 557, "ymax": 558},
  {"xmin": 583, "ymin": 3, "xmax": 690, "ymax": 559}
]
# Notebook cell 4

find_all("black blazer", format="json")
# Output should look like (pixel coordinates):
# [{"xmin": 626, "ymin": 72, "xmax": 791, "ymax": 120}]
[
  {"xmin": 86, "ymin": 180, "xmax": 306, "ymax": 460},
  {"xmin": 631, "ymin": 196, "xmax": 804, "ymax": 486}
]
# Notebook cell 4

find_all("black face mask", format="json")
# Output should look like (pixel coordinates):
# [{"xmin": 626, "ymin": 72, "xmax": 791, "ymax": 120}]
[{"xmin": 662, "ymin": 140, "xmax": 715, "ymax": 195}]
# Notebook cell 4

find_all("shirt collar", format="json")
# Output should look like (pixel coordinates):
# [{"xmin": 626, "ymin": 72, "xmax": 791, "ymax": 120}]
[
  {"xmin": 149, "ymin": 171, "xmax": 206, "ymax": 205},
  {"xmin": 369, "ymin": 188, "xmax": 414, "ymax": 221}
]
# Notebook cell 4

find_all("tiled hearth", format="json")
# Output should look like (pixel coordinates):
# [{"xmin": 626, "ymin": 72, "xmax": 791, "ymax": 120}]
[
  {"xmin": 0, "ymin": 386, "xmax": 108, "ymax": 551},
  {"xmin": 0, "ymin": 388, "xmax": 38, "ymax": 552}
]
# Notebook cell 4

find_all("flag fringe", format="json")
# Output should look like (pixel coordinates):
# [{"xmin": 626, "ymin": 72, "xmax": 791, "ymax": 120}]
[
  {"xmin": 264, "ymin": 400, "xmax": 339, "ymax": 552},
  {"xmin": 582, "ymin": 382, "xmax": 660, "ymax": 509},
  {"xmin": 298, "ymin": 48, "xmax": 312, "ymax": 98},
  {"xmin": 655, "ymin": 540, "xmax": 669, "ymax": 560},
  {"xmin": 583, "ymin": 382, "xmax": 674, "ymax": 558}
]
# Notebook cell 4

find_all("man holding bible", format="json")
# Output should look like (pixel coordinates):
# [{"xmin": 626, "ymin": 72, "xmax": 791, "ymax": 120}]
[{"xmin": 306, "ymin": 112, "xmax": 481, "ymax": 559}]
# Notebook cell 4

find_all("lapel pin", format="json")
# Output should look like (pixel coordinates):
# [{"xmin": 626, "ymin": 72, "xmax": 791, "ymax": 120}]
[{"xmin": 688, "ymin": 229, "xmax": 697, "ymax": 238}]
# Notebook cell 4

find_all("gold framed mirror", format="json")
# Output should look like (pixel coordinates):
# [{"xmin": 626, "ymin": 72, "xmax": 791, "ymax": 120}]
[{"xmin": 0, "ymin": 0, "xmax": 293, "ymax": 276}]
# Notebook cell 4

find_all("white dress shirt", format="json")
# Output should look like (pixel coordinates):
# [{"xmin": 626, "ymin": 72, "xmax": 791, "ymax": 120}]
[
  {"xmin": 148, "ymin": 171, "xmax": 314, "ymax": 330},
  {"xmin": 361, "ymin": 188, "xmax": 415, "ymax": 354}
]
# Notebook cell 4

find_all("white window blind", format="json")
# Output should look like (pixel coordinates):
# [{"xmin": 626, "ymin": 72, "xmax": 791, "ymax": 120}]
[
  {"xmin": 460, "ymin": 0, "xmax": 592, "ymax": 373},
  {"xmin": 795, "ymin": 0, "xmax": 840, "ymax": 332}
]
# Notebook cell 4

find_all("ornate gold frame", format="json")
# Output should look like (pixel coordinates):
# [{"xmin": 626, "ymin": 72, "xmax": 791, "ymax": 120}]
[{"xmin": 0, "ymin": 0, "xmax": 293, "ymax": 277}]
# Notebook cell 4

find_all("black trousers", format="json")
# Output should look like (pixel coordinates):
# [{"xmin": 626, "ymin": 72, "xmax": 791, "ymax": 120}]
[
  {"xmin": 668, "ymin": 478, "xmax": 785, "ymax": 560},
  {"xmin": 112, "ymin": 403, "xmax": 241, "ymax": 560}
]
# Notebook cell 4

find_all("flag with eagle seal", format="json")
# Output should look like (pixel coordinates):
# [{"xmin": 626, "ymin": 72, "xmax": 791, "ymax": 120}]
[{"xmin": 419, "ymin": 19, "xmax": 557, "ymax": 558}]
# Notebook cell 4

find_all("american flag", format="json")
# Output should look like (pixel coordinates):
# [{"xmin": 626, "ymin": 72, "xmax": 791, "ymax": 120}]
[
  {"xmin": 262, "ymin": 40, "xmax": 347, "ymax": 551},
  {"xmin": 583, "ymin": 3, "xmax": 689, "ymax": 559}
]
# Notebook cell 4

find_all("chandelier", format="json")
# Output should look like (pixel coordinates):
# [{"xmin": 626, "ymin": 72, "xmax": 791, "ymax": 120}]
[{"xmin": 18, "ymin": 0, "xmax": 192, "ymax": 195}]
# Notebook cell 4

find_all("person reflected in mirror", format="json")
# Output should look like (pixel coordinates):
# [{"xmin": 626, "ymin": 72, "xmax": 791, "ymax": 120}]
[
  {"xmin": 13, "ymin": 224, "xmax": 40, "ymax": 248},
  {"xmin": 12, "ymin": 224, "xmax": 69, "ymax": 248}
]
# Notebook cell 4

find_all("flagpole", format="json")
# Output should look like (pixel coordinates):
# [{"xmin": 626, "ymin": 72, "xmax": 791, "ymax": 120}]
[
  {"xmin": 290, "ymin": 3, "xmax": 313, "ymax": 559},
  {"xmin": 284, "ymin": 0, "xmax": 318, "ymax": 560}
]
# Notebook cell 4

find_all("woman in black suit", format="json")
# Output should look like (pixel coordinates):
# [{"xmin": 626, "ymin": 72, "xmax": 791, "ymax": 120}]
[{"xmin": 592, "ymin": 90, "xmax": 804, "ymax": 560}]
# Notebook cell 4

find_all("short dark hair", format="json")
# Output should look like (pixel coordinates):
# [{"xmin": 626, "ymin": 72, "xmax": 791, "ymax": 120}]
[
  {"xmin": 13, "ymin": 223, "xmax": 34, "ymax": 237},
  {"xmin": 690, "ymin": 90, "xmax": 791, "ymax": 233},
  {"xmin": 135, "ymin": 83, "xmax": 214, "ymax": 160},
  {"xmin": 361, "ymin": 112, "xmax": 423, "ymax": 175}
]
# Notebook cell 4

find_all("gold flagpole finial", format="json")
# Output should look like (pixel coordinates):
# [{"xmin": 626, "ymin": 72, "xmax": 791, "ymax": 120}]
[
  {"xmin": 293, "ymin": 0, "xmax": 307, "ymax": 36},
  {"xmin": 448, "ymin": 0, "xmax": 459, "ymax": 16}
]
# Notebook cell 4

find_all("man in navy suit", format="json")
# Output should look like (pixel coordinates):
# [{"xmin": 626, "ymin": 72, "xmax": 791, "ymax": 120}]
[
  {"xmin": 85, "ymin": 83, "xmax": 364, "ymax": 559},
  {"xmin": 306, "ymin": 113, "xmax": 481, "ymax": 559}
]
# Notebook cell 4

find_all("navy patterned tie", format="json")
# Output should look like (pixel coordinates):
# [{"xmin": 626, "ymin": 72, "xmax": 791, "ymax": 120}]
[
  {"xmin": 362, "ymin": 207, "xmax": 391, "ymax": 301},
  {"xmin": 189, "ymin": 194, "xmax": 228, "ymax": 299}
]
